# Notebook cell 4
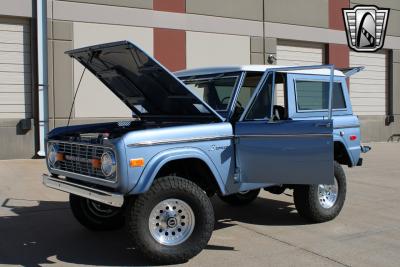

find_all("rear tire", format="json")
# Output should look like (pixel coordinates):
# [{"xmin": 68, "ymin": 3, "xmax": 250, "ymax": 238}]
[
  {"xmin": 125, "ymin": 176, "xmax": 214, "ymax": 264},
  {"xmin": 69, "ymin": 194, "xmax": 125, "ymax": 231},
  {"xmin": 293, "ymin": 161, "xmax": 346, "ymax": 223},
  {"xmin": 218, "ymin": 189, "xmax": 260, "ymax": 206}
]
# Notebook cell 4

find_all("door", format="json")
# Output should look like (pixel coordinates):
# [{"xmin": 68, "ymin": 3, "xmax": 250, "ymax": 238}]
[
  {"xmin": 0, "ymin": 18, "xmax": 32, "ymax": 119},
  {"xmin": 234, "ymin": 71, "xmax": 333, "ymax": 186},
  {"xmin": 349, "ymin": 50, "xmax": 387, "ymax": 116}
]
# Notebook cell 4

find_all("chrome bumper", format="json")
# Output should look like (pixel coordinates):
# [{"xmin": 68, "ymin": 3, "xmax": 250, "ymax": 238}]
[{"xmin": 42, "ymin": 174, "xmax": 124, "ymax": 207}]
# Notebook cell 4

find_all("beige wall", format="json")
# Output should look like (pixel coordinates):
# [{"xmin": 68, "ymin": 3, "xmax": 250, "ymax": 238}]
[
  {"xmin": 59, "ymin": 0, "xmax": 153, "ymax": 9},
  {"xmin": 72, "ymin": 22, "xmax": 153, "ymax": 118},
  {"xmin": 186, "ymin": 32, "xmax": 250, "ymax": 68},
  {"xmin": 1, "ymin": 0, "xmax": 32, "ymax": 18},
  {"xmin": 186, "ymin": 0, "xmax": 263, "ymax": 21},
  {"xmin": 264, "ymin": 0, "xmax": 329, "ymax": 28}
]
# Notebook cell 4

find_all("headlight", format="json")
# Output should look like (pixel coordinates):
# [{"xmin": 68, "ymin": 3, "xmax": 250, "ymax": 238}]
[
  {"xmin": 101, "ymin": 151, "xmax": 116, "ymax": 177},
  {"xmin": 48, "ymin": 143, "xmax": 58, "ymax": 167}
]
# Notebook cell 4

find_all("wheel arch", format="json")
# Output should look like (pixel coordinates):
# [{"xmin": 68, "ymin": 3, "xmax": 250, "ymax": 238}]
[
  {"xmin": 334, "ymin": 140, "xmax": 353, "ymax": 167},
  {"xmin": 129, "ymin": 147, "xmax": 226, "ymax": 195}
]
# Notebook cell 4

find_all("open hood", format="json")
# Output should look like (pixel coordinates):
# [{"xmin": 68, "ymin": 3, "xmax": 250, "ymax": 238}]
[{"xmin": 66, "ymin": 41, "xmax": 223, "ymax": 122}]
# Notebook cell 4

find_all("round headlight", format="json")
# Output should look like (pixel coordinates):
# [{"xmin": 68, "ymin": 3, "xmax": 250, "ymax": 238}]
[
  {"xmin": 101, "ymin": 151, "xmax": 116, "ymax": 177},
  {"xmin": 48, "ymin": 143, "xmax": 58, "ymax": 167}
]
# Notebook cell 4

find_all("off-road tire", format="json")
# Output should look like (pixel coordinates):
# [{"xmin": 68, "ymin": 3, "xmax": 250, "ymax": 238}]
[
  {"xmin": 293, "ymin": 161, "xmax": 346, "ymax": 223},
  {"xmin": 69, "ymin": 194, "xmax": 125, "ymax": 231},
  {"xmin": 218, "ymin": 189, "xmax": 260, "ymax": 206},
  {"xmin": 125, "ymin": 176, "xmax": 214, "ymax": 264}
]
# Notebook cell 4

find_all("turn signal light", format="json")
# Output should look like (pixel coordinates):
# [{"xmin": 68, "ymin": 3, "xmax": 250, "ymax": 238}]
[
  {"xmin": 56, "ymin": 153, "xmax": 64, "ymax": 161},
  {"xmin": 349, "ymin": 135, "xmax": 357, "ymax": 141},
  {"xmin": 130, "ymin": 158, "xmax": 145, "ymax": 168},
  {"xmin": 91, "ymin": 159, "xmax": 101, "ymax": 169}
]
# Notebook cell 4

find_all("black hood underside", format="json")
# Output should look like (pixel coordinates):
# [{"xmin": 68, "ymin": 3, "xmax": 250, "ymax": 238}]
[{"xmin": 66, "ymin": 41, "xmax": 223, "ymax": 122}]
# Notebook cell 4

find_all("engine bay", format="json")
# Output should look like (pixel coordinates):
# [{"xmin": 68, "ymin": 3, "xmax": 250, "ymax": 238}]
[{"xmin": 47, "ymin": 120, "xmax": 200, "ymax": 145}]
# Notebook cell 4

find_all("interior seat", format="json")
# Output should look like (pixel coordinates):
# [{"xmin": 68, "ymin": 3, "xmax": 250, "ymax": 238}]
[{"xmin": 273, "ymin": 105, "xmax": 287, "ymax": 120}]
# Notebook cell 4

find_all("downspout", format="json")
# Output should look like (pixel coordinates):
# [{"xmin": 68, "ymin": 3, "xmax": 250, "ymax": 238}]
[{"xmin": 37, "ymin": 0, "xmax": 48, "ymax": 156}]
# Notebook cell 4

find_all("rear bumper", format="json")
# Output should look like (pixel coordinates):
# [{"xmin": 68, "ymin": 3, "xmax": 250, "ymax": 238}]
[
  {"xmin": 42, "ymin": 174, "xmax": 124, "ymax": 207},
  {"xmin": 361, "ymin": 145, "xmax": 371, "ymax": 153},
  {"xmin": 356, "ymin": 146, "xmax": 371, "ymax": 166}
]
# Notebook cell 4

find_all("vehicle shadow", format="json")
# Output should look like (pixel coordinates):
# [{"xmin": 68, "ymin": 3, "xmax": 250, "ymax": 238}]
[
  {"xmin": 0, "ymin": 194, "xmax": 303, "ymax": 267},
  {"xmin": 211, "ymin": 194, "xmax": 305, "ymax": 230}
]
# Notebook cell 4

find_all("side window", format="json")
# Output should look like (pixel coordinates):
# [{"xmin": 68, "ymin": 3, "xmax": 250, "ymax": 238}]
[
  {"xmin": 245, "ymin": 75, "xmax": 274, "ymax": 120},
  {"xmin": 231, "ymin": 72, "xmax": 263, "ymax": 121},
  {"xmin": 295, "ymin": 81, "xmax": 346, "ymax": 111}
]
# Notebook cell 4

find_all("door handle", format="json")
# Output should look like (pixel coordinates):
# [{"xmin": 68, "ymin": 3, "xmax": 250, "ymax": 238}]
[{"xmin": 315, "ymin": 122, "xmax": 331, "ymax": 128}]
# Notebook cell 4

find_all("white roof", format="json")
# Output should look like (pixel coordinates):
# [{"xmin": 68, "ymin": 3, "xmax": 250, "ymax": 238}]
[{"xmin": 174, "ymin": 65, "xmax": 346, "ymax": 77}]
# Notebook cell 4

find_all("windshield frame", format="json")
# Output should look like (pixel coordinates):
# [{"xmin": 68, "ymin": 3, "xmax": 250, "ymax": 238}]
[{"xmin": 179, "ymin": 71, "xmax": 245, "ymax": 120}]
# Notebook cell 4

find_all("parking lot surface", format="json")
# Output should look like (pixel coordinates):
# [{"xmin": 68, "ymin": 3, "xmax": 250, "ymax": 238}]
[{"xmin": 0, "ymin": 142, "xmax": 399, "ymax": 267}]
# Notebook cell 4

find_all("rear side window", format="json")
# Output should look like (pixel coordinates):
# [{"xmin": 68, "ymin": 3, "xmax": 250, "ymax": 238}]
[{"xmin": 295, "ymin": 81, "xmax": 346, "ymax": 111}]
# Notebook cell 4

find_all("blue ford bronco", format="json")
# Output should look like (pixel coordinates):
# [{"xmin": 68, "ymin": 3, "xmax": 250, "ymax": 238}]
[{"xmin": 43, "ymin": 41, "xmax": 370, "ymax": 264}]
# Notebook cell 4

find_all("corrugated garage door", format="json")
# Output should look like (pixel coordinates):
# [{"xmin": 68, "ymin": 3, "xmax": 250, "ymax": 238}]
[
  {"xmin": 277, "ymin": 40, "xmax": 324, "ymax": 66},
  {"xmin": 350, "ymin": 51, "xmax": 387, "ymax": 115},
  {"xmin": 0, "ymin": 18, "xmax": 32, "ymax": 119},
  {"xmin": 276, "ymin": 40, "xmax": 324, "ymax": 105}
]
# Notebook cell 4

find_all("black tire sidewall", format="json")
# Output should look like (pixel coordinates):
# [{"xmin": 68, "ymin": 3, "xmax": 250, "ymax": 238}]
[
  {"xmin": 69, "ymin": 194, "xmax": 124, "ymax": 231},
  {"xmin": 294, "ymin": 161, "xmax": 347, "ymax": 223},
  {"xmin": 310, "ymin": 164, "xmax": 346, "ymax": 218}
]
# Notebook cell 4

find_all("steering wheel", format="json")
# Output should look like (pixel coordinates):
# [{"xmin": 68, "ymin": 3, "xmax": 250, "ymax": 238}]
[{"xmin": 221, "ymin": 97, "xmax": 243, "ymax": 108}]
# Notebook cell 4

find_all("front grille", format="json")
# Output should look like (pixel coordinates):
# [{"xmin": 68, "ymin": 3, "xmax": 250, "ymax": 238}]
[{"xmin": 50, "ymin": 141, "xmax": 115, "ymax": 181}]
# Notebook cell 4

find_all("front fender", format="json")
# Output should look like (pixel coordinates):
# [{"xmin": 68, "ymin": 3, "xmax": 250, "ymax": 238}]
[{"xmin": 128, "ymin": 147, "xmax": 226, "ymax": 195}]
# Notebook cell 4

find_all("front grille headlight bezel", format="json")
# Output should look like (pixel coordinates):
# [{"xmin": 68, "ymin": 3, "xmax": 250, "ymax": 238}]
[
  {"xmin": 47, "ymin": 143, "xmax": 59, "ymax": 168},
  {"xmin": 100, "ymin": 150, "xmax": 117, "ymax": 178},
  {"xmin": 46, "ymin": 140, "xmax": 118, "ymax": 183}
]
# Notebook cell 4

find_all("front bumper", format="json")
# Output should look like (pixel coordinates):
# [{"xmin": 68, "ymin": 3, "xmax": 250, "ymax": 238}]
[{"xmin": 43, "ymin": 174, "xmax": 124, "ymax": 207}]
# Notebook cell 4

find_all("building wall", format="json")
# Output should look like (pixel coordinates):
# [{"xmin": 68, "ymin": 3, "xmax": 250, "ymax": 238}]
[
  {"xmin": 0, "ymin": 1, "xmax": 36, "ymax": 159},
  {"xmin": 1, "ymin": 0, "xmax": 400, "ymax": 158}
]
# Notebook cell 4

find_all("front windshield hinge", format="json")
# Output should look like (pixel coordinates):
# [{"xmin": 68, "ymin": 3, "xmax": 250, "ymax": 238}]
[{"xmin": 233, "ymin": 168, "xmax": 241, "ymax": 183}]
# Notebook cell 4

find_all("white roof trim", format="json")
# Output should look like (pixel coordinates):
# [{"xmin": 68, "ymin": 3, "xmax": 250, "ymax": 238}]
[{"xmin": 175, "ymin": 65, "xmax": 346, "ymax": 77}]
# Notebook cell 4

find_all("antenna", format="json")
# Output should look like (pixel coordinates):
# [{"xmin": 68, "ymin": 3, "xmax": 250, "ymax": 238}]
[{"xmin": 67, "ymin": 67, "xmax": 86, "ymax": 127}]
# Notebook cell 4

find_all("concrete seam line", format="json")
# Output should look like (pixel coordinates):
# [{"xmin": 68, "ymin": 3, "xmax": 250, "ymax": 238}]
[{"xmin": 236, "ymin": 224, "xmax": 351, "ymax": 267}]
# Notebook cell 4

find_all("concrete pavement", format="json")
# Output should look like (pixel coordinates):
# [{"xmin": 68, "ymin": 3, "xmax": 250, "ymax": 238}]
[{"xmin": 0, "ymin": 142, "xmax": 399, "ymax": 267}]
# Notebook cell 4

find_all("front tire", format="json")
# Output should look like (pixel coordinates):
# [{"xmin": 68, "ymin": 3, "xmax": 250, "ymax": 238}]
[
  {"xmin": 218, "ymin": 189, "xmax": 260, "ymax": 206},
  {"xmin": 126, "ymin": 176, "xmax": 214, "ymax": 264},
  {"xmin": 293, "ymin": 161, "xmax": 346, "ymax": 223},
  {"xmin": 69, "ymin": 194, "xmax": 125, "ymax": 231}
]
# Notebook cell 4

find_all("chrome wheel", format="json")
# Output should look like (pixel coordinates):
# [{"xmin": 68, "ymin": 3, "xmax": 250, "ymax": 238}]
[
  {"xmin": 318, "ymin": 177, "xmax": 339, "ymax": 209},
  {"xmin": 148, "ymin": 198, "xmax": 195, "ymax": 246}
]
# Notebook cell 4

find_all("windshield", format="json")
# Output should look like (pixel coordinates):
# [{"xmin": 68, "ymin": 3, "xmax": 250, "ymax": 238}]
[{"xmin": 181, "ymin": 73, "xmax": 240, "ymax": 112}]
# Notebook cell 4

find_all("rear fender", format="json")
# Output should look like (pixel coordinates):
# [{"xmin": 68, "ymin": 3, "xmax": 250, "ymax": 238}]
[
  {"xmin": 333, "ymin": 135, "xmax": 357, "ymax": 166},
  {"xmin": 128, "ymin": 147, "xmax": 226, "ymax": 195}
]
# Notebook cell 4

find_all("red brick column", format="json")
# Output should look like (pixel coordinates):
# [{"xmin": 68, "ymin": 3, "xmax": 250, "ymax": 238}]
[
  {"xmin": 153, "ymin": 0, "xmax": 186, "ymax": 71},
  {"xmin": 327, "ymin": 0, "xmax": 349, "ymax": 69},
  {"xmin": 328, "ymin": 0, "xmax": 350, "ymax": 87}
]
